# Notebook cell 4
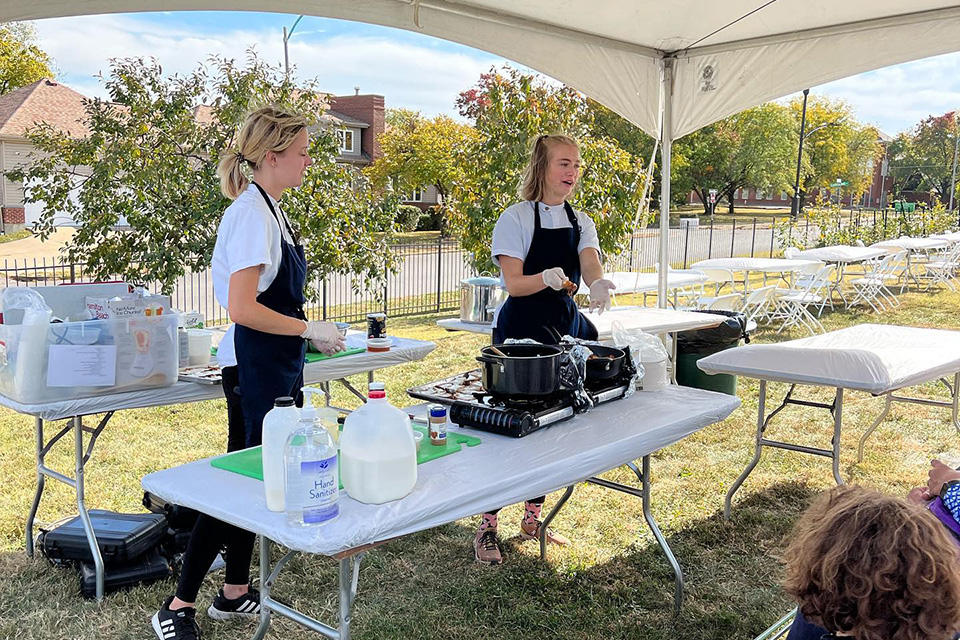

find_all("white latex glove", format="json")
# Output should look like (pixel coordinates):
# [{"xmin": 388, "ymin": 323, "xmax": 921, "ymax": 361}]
[
  {"xmin": 300, "ymin": 320, "xmax": 346, "ymax": 355},
  {"xmin": 588, "ymin": 278, "xmax": 617, "ymax": 314},
  {"xmin": 541, "ymin": 267, "xmax": 568, "ymax": 291}
]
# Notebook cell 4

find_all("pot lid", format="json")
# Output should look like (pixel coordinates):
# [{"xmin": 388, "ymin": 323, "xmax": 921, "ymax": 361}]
[{"xmin": 461, "ymin": 276, "xmax": 500, "ymax": 286}]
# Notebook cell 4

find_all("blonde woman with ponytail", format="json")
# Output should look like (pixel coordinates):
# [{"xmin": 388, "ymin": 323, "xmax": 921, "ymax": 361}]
[
  {"xmin": 152, "ymin": 106, "xmax": 344, "ymax": 640},
  {"xmin": 473, "ymin": 134, "xmax": 616, "ymax": 566}
]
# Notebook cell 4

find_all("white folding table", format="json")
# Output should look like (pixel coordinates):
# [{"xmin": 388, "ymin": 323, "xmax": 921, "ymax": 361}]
[
  {"xmin": 690, "ymin": 257, "xmax": 821, "ymax": 292},
  {"xmin": 696, "ymin": 324, "xmax": 960, "ymax": 518},
  {"xmin": 142, "ymin": 385, "xmax": 740, "ymax": 638},
  {"xmin": 872, "ymin": 237, "xmax": 951, "ymax": 289},
  {"xmin": 792, "ymin": 245, "xmax": 888, "ymax": 306},
  {"xmin": 1, "ymin": 333, "xmax": 435, "ymax": 600}
]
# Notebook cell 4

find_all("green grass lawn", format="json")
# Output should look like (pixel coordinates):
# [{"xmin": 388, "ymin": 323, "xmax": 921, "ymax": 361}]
[{"xmin": 2, "ymin": 285, "xmax": 960, "ymax": 639}]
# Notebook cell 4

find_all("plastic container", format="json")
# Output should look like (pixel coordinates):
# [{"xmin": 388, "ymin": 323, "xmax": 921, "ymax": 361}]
[
  {"xmin": 284, "ymin": 389, "xmax": 339, "ymax": 526},
  {"xmin": 640, "ymin": 356, "xmax": 669, "ymax": 390},
  {"xmin": 366, "ymin": 338, "xmax": 391, "ymax": 353},
  {"xmin": 340, "ymin": 382, "xmax": 417, "ymax": 504},
  {"xmin": 0, "ymin": 314, "xmax": 180, "ymax": 404},
  {"xmin": 39, "ymin": 510, "xmax": 167, "ymax": 565},
  {"xmin": 261, "ymin": 396, "xmax": 300, "ymax": 512},
  {"xmin": 187, "ymin": 328, "xmax": 213, "ymax": 366}
]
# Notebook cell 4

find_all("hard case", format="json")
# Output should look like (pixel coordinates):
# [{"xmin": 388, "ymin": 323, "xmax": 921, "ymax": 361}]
[
  {"xmin": 79, "ymin": 548, "xmax": 172, "ymax": 598},
  {"xmin": 39, "ymin": 510, "xmax": 167, "ymax": 565}
]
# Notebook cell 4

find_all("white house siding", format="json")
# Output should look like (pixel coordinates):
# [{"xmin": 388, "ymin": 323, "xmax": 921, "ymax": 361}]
[{"xmin": 2, "ymin": 140, "xmax": 33, "ymax": 206}]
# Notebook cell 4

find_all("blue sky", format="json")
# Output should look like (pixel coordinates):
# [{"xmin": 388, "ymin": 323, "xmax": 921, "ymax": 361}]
[{"xmin": 30, "ymin": 11, "xmax": 960, "ymax": 137}]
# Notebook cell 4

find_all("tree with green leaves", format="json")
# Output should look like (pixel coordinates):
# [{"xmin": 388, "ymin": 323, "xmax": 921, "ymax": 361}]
[
  {"xmin": 788, "ymin": 95, "xmax": 881, "ymax": 208},
  {"xmin": 366, "ymin": 108, "xmax": 477, "ymax": 232},
  {"xmin": 8, "ymin": 52, "xmax": 397, "ymax": 295},
  {"xmin": 449, "ymin": 67, "xmax": 647, "ymax": 271},
  {"xmin": 674, "ymin": 103, "xmax": 796, "ymax": 215},
  {"xmin": 888, "ymin": 112, "xmax": 958, "ymax": 201},
  {"xmin": 0, "ymin": 22, "xmax": 54, "ymax": 95}
]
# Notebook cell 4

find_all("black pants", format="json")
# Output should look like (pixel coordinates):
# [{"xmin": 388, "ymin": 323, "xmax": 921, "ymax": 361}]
[{"xmin": 175, "ymin": 365, "xmax": 256, "ymax": 603}]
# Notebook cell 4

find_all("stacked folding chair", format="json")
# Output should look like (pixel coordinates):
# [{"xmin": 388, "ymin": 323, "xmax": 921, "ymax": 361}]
[{"xmin": 849, "ymin": 251, "xmax": 905, "ymax": 312}]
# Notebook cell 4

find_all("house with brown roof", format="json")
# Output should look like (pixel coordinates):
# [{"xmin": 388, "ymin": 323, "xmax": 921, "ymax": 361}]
[
  {"xmin": 0, "ymin": 79, "xmax": 90, "ymax": 232},
  {"xmin": 0, "ymin": 79, "xmax": 392, "ymax": 233}
]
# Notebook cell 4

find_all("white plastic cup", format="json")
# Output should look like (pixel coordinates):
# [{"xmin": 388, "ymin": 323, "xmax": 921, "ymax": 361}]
[
  {"xmin": 641, "ymin": 357, "xmax": 669, "ymax": 390},
  {"xmin": 187, "ymin": 329, "xmax": 213, "ymax": 366}
]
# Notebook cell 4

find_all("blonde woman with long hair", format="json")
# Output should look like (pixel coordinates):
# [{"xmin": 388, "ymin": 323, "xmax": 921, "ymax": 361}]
[
  {"xmin": 152, "ymin": 106, "xmax": 344, "ymax": 640},
  {"xmin": 476, "ymin": 134, "xmax": 616, "ymax": 565}
]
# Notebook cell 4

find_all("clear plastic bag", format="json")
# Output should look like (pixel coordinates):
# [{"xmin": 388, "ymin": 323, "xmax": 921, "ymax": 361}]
[{"xmin": 611, "ymin": 321, "xmax": 670, "ymax": 390}]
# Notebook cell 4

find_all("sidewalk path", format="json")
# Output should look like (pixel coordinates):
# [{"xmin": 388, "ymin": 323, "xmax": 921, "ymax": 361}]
[{"xmin": 0, "ymin": 228, "xmax": 75, "ymax": 263}]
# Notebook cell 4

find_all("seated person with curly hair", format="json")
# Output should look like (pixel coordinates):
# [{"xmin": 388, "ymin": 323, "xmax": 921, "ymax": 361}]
[{"xmin": 783, "ymin": 485, "xmax": 960, "ymax": 640}]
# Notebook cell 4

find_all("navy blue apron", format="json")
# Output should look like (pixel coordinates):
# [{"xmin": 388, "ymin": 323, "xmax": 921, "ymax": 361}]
[
  {"xmin": 494, "ymin": 201, "xmax": 598, "ymax": 345},
  {"xmin": 234, "ymin": 183, "xmax": 307, "ymax": 447}
]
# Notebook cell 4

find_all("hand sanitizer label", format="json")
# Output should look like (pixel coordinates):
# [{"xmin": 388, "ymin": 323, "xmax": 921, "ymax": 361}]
[{"xmin": 301, "ymin": 455, "xmax": 339, "ymax": 524}]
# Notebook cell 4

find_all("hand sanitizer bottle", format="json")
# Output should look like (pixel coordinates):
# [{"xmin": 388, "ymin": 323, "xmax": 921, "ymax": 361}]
[{"xmin": 285, "ymin": 387, "xmax": 339, "ymax": 526}]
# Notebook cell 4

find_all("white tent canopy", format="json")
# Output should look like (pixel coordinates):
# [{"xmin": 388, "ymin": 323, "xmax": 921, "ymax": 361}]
[{"xmin": 10, "ymin": 1, "xmax": 960, "ymax": 300}]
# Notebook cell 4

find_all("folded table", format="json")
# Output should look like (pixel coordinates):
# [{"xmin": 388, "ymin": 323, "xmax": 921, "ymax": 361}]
[
  {"xmin": 697, "ymin": 324, "xmax": 960, "ymax": 518},
  {"xmin": 143, "ymin": 385, "xmax": 740, "ymax": 639}
]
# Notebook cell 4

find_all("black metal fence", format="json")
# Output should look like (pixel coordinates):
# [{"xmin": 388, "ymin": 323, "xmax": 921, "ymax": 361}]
[{"xmin": 0, "ymin": 209, "xmax": 937, "ymax": 325}]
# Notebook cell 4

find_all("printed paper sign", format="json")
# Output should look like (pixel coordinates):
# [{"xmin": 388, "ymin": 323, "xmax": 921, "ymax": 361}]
[{"xmin": 47, "ymin": 345, "xmax": 117, "ymax": 387}]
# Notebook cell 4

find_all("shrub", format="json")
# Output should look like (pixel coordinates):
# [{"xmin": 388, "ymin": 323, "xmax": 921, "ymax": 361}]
[{"xmin": 396, "ymin": 205, "xmax": 422, "ymax": 232}]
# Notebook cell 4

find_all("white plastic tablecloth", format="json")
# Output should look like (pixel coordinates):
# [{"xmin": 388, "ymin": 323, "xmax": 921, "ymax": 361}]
[
  {"xmin": 794, "ymin": 245, "xmax": 887, "ymax": 263},
  {"xmin": 142, "ymin": 385, "xmax": 740, "ymax": 556},
  {"xmin": 873, "ymin": 237, "xmax": 950, "ymax": 251},
  {"xmin": 690, "ymin": 257, "xmax": 820, "ymax": 273},
  {"xmin": 438, "ymin": 307, "xmax": 729, "ymax": 339},
  {"xmin": 697, "ymin": 324, "xmax": 960, "ymax": 395},
  {"xmin": 0, "ymin": 334, "xmax": 436, "ymax": 421},
  {"xmin": 604, "ymin": 271, "xmax": 708, "ymax": 294},
  {"xmin": 932, "ymin": 232, "xmax": 960, "ymax": 244}
]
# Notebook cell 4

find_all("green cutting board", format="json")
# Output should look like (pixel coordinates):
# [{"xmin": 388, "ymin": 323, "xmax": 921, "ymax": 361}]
[
  {"xmin": 210, "ymin": 426, "xmax": 481, "ymax": 485},
  {"xmin": 304, "ymin": 347, "xmax": 365, "ymax": 363}
]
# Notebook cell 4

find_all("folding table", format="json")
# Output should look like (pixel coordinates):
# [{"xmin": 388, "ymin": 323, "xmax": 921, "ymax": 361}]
[
  {"xmin": 142, "ymin": 385, "xmax": 740, "ymax": 638},
  {"xmin": 0, "ymin": 333, "xmax": 435, "ymax": 600},
  {"xmin": 690, "ymin": 257, "xmax": 820, "ymax": 292},
  {"xmin": 696, "ymin": 324, "xmax": 960, "ymax": 518},
  {"xmin": 872, "ymin": 237, "xmax": 950, "ymax": 289},
  {"xmin": 792, "ymin": 245, "xmax": 887, "ymax": 306}
]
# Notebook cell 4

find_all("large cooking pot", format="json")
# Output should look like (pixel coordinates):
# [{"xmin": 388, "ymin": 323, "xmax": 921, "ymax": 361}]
[
  {"xmin": 459, "ymin": 276, "xmax": 505, "ymax": 324},
  {"xmin": 476, "ymin": 344, "xmax": 563, "ymax": 397}
]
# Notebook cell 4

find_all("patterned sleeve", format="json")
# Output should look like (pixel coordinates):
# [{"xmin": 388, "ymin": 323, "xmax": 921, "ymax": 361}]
[{"xmin": 942, "ymin": 483, "xmax": 960, "ymax": 523}]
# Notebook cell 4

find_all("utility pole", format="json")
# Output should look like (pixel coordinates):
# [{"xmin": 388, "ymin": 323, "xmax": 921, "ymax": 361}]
[
  {"xmin": 283, "ymin": 15, "xmax": 304, "ymax": 79},
  {"xmin": 791, "ymin": 89, "xmax": 809, "ymax": 219}
]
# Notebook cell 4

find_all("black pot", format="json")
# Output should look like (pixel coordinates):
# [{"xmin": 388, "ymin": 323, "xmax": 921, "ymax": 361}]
[
  {"xmin": 585, "ymin": 345, "xmax": 626, "ymax": 381},
  {"xmin": 476, "ymin": 344, "xmax": 564, "ymax": 397}
]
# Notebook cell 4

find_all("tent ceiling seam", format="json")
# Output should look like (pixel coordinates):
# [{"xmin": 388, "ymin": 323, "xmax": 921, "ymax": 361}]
[
  {"xmin": 678, "ymin": 3, "xmax": 960, "ymax": 58},
  {"xmin": 409, "ymin": 0, "xmax": 663, "ymax": 60},
  {"xmin": 683, "ymin": 0, "xmax": 782, "ymax": 51}
]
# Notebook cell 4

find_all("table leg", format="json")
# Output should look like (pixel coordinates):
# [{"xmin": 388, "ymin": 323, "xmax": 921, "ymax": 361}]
[
  {"xmin": 724, "ymin": 380, "xmax": 768, "ymax": 520},
  {"xmin": 538, "ymin": 485, "xmax": 575, "ymax": 561},
  {"xmin": 831, "ymin": 389, "xmax": 844, "ymax": 486},
  {"xmin": 26, "ymin": 417, "xmax": 45, "ymax": 558},
  {"xmin": 856, "ymin": 394, "xmax": 891, "ymax": 463},
  {"xmin": 252, "ymin": 536, "xmax": 273, "ymax": 640},
  {"xmin": 952, "ymin": 372, "xmax": 960, "ymax": 435},
  {"xmin": 73, "ymin": 416, "xmax": 105, "ymax": 600},
  {"xmin": 587, "ymin": 455, "xmax": 684, "ymax": 616}
]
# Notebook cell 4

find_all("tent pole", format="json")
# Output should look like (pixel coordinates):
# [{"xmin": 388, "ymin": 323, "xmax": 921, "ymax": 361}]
[{"xmin": 657, "ymin": 57, "xmax": 674, "ymax": 308}]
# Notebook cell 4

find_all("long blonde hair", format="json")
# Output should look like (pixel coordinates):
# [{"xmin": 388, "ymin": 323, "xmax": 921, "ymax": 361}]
[
  {"xmin": 218, "ymin": 106, "xmax": 308, "ymax": 200},
  {"xmin": 519, "ymin": 134, "xmax": 579, "ymax": 203}
]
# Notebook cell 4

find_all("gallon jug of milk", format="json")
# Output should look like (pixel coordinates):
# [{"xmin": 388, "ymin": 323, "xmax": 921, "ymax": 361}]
[
  {"xmin": 261, "ymin": 396, "xmax": 300, "ymax": 512},
  {"xmin": 340, "ymin": 382, "xmax": 417, "ymax": 504}
]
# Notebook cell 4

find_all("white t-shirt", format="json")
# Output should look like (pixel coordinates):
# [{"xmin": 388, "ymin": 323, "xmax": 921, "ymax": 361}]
[
  {"xmin": 212, "ymin": 183, "xmax": 297, "ymax": 367},
  {"xmin": 490, "ymin": 201, "xmax": 601, "ymax": 327}
]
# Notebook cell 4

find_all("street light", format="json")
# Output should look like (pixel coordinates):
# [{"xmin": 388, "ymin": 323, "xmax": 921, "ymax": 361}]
[
  {"xmin": 283, "ymin": 15, "xmax": 304, "ymax": 79},
  {"xmin": 791, "ymin": 88, "xmax": 841, "ymax": 217}
]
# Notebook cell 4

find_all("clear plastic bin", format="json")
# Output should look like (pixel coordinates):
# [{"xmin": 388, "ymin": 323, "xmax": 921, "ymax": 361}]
[{"xmin": 0, "ymin": 314, "xmax": 180, "ymax": 405}]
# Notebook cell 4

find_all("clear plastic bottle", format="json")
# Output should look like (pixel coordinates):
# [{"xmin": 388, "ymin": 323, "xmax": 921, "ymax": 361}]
[
  {"xmin": 284, "ymin": 387, "xmax": 339, "ymax": 526},
  {"xmin": 262, "ymin": 396, "xmax": 300, "ymax": 512},
  {"xmin": 340, "ymin": 382, "xmax": 417, "ymax": 504}
]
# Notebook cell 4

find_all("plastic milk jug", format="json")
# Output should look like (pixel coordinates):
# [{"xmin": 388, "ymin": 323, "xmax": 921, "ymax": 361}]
[
  {"xmin": 285, "ymin": 388, "xmax": 339, "ymax": 526},
  {"xmin": 262, "ymin": 396, "xmax": 300, "ymax": 512},
  {"xmin": 340, "ymin": 382, "xmax": 417, "ymax": 504}
]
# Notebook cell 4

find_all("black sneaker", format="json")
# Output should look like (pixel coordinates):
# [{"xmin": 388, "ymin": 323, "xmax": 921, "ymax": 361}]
[
  {"xmin": 207, "ymin": 586, "xmax": 261, "ymax": 621},
  {"xmin": 152, "ymin": 596, "xmax": 201, "ymax": 640}
]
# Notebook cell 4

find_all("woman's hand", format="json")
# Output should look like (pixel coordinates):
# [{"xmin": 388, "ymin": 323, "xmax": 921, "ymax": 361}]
[
  {"xmin": 588, "ymin": 278, "xmax": 616, "ymax": 314},
  {"xmin": 541, "ymin": 267, "xmax": 568, "ymax": 291},
  {"xmin": 927, "ymin": 459, "xmax": 960, "ymax": 497},
  {"xmin": 301, "ymin": 321, "xmax": 346, "ymax": 355}
]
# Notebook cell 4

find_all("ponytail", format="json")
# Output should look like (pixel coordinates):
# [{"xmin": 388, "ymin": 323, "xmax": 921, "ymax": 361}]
[{"xmin": 218, "ymin": 151, "xmax": 250, "ymax": 200}]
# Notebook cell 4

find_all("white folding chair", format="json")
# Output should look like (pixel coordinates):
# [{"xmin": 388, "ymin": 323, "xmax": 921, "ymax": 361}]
[
  {"xmin": 783, "ymin": 247, "xmax": 800, "ymax": 259},
  {"xmin": 850, "ymin": 251, "xmax": 905, "ymax": 312},
  {"xmin": 740, "ymin": 284, "xmax": 781, "ymax": 326},
  {"xmin": 704, "ymin": 293, "xmax": 742, "ymax": 311},
  {"xmin": 775, "ymin": 266, "xmax": 827, "ymax": 335},
  {"xmin": 922, "ymin": 242, "xmax": 960, "ymax": 291},
  {"xmin": 696, "ymin": 267, "xmax": 741, "ymax": 308}
]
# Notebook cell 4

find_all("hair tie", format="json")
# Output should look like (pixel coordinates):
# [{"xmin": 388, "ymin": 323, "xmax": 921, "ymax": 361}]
[{"xmin": 235, "ymin": 151, "xmax": 246, "ymax": 163}]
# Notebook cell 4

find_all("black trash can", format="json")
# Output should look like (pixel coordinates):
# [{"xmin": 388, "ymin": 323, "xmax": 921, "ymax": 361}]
[{"xmin": 675, "ymin": 310, "xmax": 749, "ymax": 395}]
